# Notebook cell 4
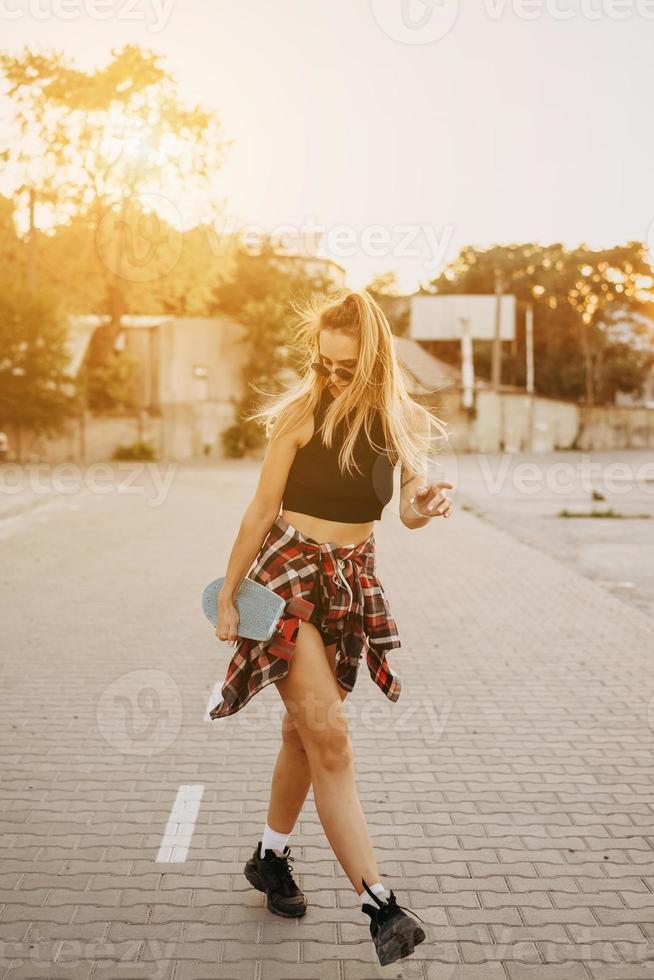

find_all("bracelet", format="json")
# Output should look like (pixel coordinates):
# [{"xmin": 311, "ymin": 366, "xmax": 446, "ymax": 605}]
[{"xmin": 410, "ymin": 497, "xmax": 434, "ymax": 520}]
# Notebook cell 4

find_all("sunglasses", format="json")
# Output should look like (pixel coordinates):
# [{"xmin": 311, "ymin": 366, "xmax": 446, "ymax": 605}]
[{"xmin": 310, "ymin": 361, "xmax": 355, "ymax": 382}]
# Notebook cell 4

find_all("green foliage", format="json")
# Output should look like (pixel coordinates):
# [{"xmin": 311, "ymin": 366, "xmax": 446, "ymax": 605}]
[
  {"xmin": 220, "ymin": 419, "xmax": 256, "ymax": 459},
  {"xmin": 0, "ymin": 282, "xmax": 78, "ymax": 435},
  {"xmin": 428, "ymin": 242, "xmax": 654, "ymax": 405},
  {"xmin": 112, "ymin": 440, "xmax": 157, "ymax": 461},
  {"xmin": 212, "ymin": 237, "xmax": 333, "ymax": 456},
  {"xmin": 1, "ymin": 44, "xmax": 227, "ymax": 368},
  {"xmin": 77, "ymin": 348, "xmax": 140, "ymax": 413},
  {"xmin": 364, "ymin": 272, "xmax": 410, "ymax": 335},
  {"xmin": 0, "ymin": 196, "xmax": 25, "ymax": 280}
]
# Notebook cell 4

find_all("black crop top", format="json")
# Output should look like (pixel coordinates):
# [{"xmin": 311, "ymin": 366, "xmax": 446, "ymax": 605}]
[{"xmin": 282, "ymin": 387, "xmax": 396, "ymax": 522}]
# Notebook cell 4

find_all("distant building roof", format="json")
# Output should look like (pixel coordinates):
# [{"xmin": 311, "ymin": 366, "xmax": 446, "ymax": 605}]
[
  {"xmin": 68, "ymin": 314, "xmax": 174, "ymax": 330},
  {"xmin": 393, "ymin": 335, "xmax": 468, "ymax": 394},
  {"xmin": 271, "ymin": 253, "xmax": 347, "ymax": 279}
]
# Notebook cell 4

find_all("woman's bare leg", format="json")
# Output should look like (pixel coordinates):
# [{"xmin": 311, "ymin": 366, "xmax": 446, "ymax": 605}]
[
  {"xmin": 266, "ymin": 642, "xmax": 345, "ymax": 833},
  {"xmin": 265, "ymin": 712, "xmax": 312, "ymax": 833},
  {"xmin": 273, "ymin": 623, "xmax": 380, "ymax": 894}
]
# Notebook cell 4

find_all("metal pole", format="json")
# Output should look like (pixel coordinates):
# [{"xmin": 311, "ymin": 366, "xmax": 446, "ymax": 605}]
[
  {"xmin": 459, "ymin": 317, "xmax": 474, "ymax": 409},
  {"xmin": 492, "ymin": 268, "xmax": 503, "ymax": 389},
  {"xmin": 525, "ymin": 303, "xmax": 535, "ymax": 451},
  {"xmin": 525, "ymin": 303, "xmax": 534, "ymax": 394}
]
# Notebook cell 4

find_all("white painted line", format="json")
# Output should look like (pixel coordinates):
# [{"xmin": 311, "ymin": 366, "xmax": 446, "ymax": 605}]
[
  {"xmin": 0, "ymin": 498, "xmax": 64, "ymax": 541},
  {"xmin": 156, "ymin": 784, "xmax": 205, "ymax": 863}
]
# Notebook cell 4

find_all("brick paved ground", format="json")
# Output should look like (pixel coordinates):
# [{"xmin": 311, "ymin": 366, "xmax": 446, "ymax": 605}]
[
  {"xmin": 2, "ymin": 460, "xmax": 654, "ymax": 980},
  {"xmin": 451, "ymin": 450, "xmax": 654, "ymax": 620}
]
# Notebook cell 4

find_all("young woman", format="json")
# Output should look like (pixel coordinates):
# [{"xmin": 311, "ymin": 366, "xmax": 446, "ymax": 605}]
[{"xmin": 209, "ymin": 288, "xmax": 453, "ymax": 966}]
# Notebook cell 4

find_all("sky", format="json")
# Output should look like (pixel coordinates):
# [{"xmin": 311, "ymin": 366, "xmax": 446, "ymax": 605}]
[{"xmin": 1, "ymin": 0, "xmax": 653, "ymax": 291}]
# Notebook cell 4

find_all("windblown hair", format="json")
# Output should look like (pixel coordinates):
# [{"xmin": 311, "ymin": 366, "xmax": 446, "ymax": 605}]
[{"xmin": 247, "ymin": 287, "xmax": 449, "ymax": 480}]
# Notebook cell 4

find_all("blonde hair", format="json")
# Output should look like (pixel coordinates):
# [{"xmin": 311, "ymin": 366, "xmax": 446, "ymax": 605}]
[{"xmin": 247, "ymin": 287, "xmax": 449, "ymax": 479}]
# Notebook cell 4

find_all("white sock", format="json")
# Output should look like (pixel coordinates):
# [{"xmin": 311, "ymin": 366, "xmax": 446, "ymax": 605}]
[
  {"xmin": 259, "ymin": 821, "xmax": 291, "ymax": 858},
  {"xmin": 361, "ymin": 881, "xmax": 388, "ymax": 910}
]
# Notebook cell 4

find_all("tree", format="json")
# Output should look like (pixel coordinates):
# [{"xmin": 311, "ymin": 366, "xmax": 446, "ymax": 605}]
[
  {"xmin": 0, "ymin": 45, "xmax": 226, "ymax": 365},
  {"xmin": 428, "ymin": 242, "xmax": 654, "ymax": 404},
  {"xmin": 76, "ymin": 348, "xmax": 141, "ymax": 414},
  {"xmin": 365, "ymin": 271, "xmax": 400, "ymax": 296},
  {"xmin": 0, "ymin": 284, "xmax": 78, "ymax": 458},
  {"xmin": 0, "ymin": 51, "xmax": 70, "ymax": 292},
  {"xmin": 212, "ymin": 237, "xmax": 332, "ymax": 456},
  {"xmin": 25, "ymin": 202, "xmax": 233, "ymax": 322},
  {"xmin": 0, "ymin": 195, "xmax": 25, "ymax": 281},
  {"xmin": 593, "ymin": 304, "xmax": 654, "ymax": 404},
  {"xmin": 363, "ymin": 271, "xmax": 410, "ymax": 336}
]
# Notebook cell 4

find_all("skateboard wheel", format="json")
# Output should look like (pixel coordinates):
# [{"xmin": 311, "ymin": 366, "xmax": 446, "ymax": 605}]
[{"xmin": 287, "ymin": 596, "xmax": 315, "ymax": 621}]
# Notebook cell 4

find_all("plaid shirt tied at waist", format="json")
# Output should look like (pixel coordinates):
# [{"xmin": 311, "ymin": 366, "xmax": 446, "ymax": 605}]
[{"xmin": 208, "ymin": 515, "xmax": 402, "ymax": 719}]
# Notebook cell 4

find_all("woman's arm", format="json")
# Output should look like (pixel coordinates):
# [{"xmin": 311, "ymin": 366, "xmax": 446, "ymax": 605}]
[
  {"xmin": 220, "ymin": 411, "xmax": 303, "ymax": 604},
  {"xmin": 398, "ymin": 405, "xmax": 453, "ymax": 529}
]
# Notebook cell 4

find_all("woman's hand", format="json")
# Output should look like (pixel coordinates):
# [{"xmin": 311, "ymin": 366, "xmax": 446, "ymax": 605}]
[
  {"xmin": 216, "ymin": 597, "xmax": 240, "ymax": 647},
  {"xmin": 410, "ymin": 481, "xmax": 454, "ymax": 519}
]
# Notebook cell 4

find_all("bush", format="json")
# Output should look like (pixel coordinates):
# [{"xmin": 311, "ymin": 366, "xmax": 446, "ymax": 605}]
[
  {"xmin": 220, "ymin": 424, "xmax": 245, "ymax": 458},
  {"xmin": 112, "ymin": 440, "xmax": 157, "ymax": 461},
  {"xmin": 79, "ymin": 349, "xmax": 140, "ymax": 413}
]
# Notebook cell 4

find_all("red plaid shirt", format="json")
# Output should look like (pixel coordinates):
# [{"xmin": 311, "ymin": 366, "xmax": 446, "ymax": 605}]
[{"xmin": 209, "ymin": 515, "xmax": 402, "ymax": 719}]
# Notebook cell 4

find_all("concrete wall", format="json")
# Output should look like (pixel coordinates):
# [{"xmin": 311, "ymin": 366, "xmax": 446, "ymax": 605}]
[
  {"xmin": 431, "ymin": 387, "xmax": 654, "ymax": 453},
  {"xmin": 159, "ymin": 317, "xmax": 245, "ymax": 405},
  {"xmin": 8, "ymin": 316, "xmax": 251, "ymax": 463},
  {"xmin": 12, "ymin": 413, "xmax": 164, "ymax": 464},
  {"xmin": 9, "ymin": 402, "xmax": 242, "ymax": 464},
  {"xmin": 12, "ymin": 331, "xmax": 654, "ymax": 463},
  {"xmin": 160, "ymin": 401, "xmax": 237, "ymax": 460},
  {"xmin": 467, "ymin": 391, "xmax": 579, "ymax": 453},
  {"xmin": 124, "ymin": 326, "xmax": 161, "ymax": 410},
  {"xmin": 576, "ymin": 405, "xmax": 654, "ymax": 451}
]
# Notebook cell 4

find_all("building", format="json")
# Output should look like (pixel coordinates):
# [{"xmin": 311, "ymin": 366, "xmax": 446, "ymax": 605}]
[
  {"xmin": 269, "ymin": 252, "xmax": 347, "ymax": 287},
  {"xmin": 51, "ymin": 317, "xmax": 458, "ymax": 463},
  {"xmin": 66, "ymin": 314, "xmax": 249, "ymax": 459}
]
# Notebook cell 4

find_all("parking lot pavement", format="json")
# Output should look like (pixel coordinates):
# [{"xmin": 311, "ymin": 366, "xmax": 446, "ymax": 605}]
[
  {"xmin": 451, "ymin": 449, "xmax": 654, "ymax": 620},
  {"xmin": 1, "ymin": 460, "xmax": 653, "ymax": 979}
]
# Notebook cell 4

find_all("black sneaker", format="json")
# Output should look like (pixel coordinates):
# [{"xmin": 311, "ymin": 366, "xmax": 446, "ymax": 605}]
[
  {"xmin": 360, "ymin": 877, "xmax": 427, "ymax": 966},
  {"xmin": 243, "ymin": 842, "xmax": 307, "ymax": 917}
]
